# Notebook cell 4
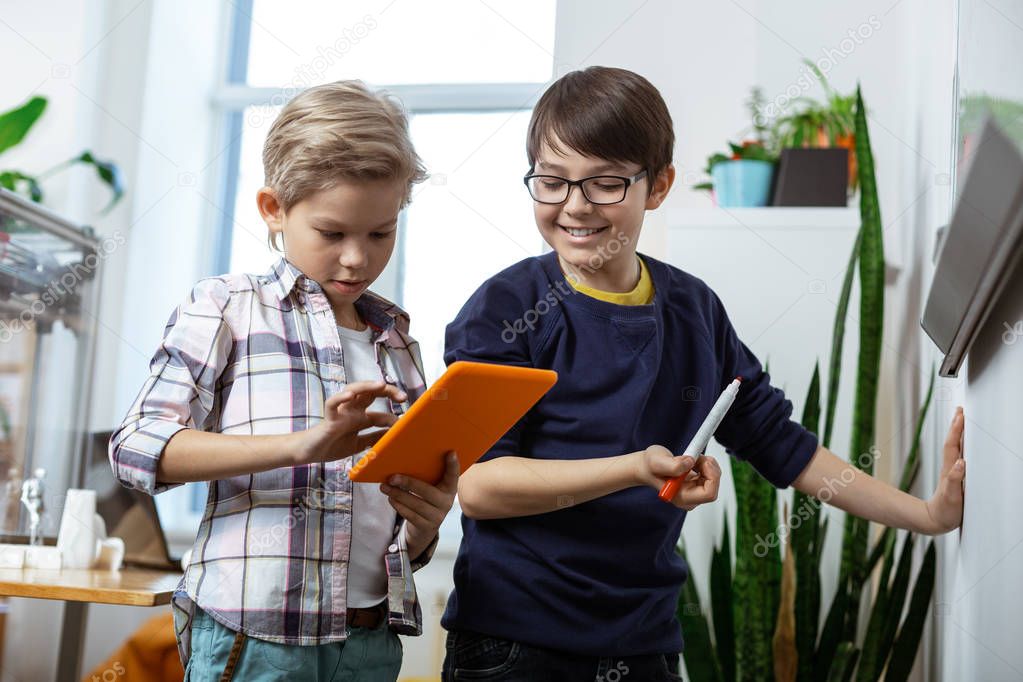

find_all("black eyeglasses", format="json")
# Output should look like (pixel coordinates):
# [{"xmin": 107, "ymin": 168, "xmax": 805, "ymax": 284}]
[{"xmin": 523, "ymin": 169, "xmax": 648, "ymax": 205}]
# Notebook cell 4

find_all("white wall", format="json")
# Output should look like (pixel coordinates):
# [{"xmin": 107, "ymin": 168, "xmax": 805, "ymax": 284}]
[
  {"xmin": 932, "ymin": 1, "xmax": 1023, "ymax": 679},
  {"xmin": 943, "ymin": 268, "xmax": 1023, "ymax": 680}
]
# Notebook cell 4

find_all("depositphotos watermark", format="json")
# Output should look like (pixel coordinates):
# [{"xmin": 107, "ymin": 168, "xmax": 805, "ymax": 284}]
[
  {"xmin": 1002, "ymin": 320, "xmax": 1022, "ymax": 345},
  {"xmin": 88, "ymin": 661, "xmax": 126, "ymax": 682},
  {"xmin": 753, "ymin": 16, "xmax": 882, "ymax": 129},
  {"xmin": 0, "ymin": 230, "xmax": 127, "ymax": 342},
  {"xmin": 248, "ymin": 473, "xmax": 349, "ymax": 554},
  {"xmin": 246, "ymin": 15, "xmax": 379, "ymax": 128},
  {"xmin": 500, "ymin": 231, "xmax": 631, "ymax": 343},
  {"xmin": 595, "ymin": 660, "xmax": 630, "ymax": 682},
  {"xmin": 752, "ymin": 445, "xmax": 881, "ymax": 558}
]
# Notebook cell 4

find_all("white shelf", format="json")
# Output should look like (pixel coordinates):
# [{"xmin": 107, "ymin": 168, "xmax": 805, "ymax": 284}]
[{"xmin": 669, "ymin": 206, "xmax": 860, "ymax": 231}]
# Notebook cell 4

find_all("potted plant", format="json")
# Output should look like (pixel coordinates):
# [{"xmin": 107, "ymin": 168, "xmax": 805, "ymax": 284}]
[
  {"xmin": 0, "ymin": 96, "xmax": 124, "ymax": 214},
  {"xmin": 695, "ymin": 88, "xmax": 778, "ymax": 208},
  {"xmin": 772, "ymin": 60, "xmax": 858, "ymax": 194},
  {"xmin": 695, "ymin": 140, "xmax": 777, "ymax": 208}
]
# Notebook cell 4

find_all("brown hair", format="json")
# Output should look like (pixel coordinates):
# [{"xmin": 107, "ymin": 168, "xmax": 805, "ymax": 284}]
[
  {"xmin": 526, "ymin": 66, "xmax": 674, "ymax": 190},
  {"xmin": 262, "ymin": 80, "xmax": 426, "ymax": 251}
]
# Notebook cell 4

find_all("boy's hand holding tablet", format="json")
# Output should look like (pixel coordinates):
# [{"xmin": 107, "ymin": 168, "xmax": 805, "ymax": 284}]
[
  {"xmin": 346, "ymin": 361, "xmax": 558, "ymax": 559},
  {"xmin": 380, "ymin": 453, "xmax": 460, "ymax": 560},
  {"xmin": 348, "ymin": 361, "xmax": 558, "ymax": 484}
]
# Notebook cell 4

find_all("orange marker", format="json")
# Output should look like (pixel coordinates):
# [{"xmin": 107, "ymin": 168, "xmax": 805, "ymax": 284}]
[{"xmin": 658, "ymin": 377, "xmax": 742, "ymax": 503}]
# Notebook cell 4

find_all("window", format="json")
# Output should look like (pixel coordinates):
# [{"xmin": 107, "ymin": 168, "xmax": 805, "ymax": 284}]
[
  {"xmin": 243, "ymin": 0, "xmax": 556, "ymax": 86},
  {"xmin": 158, "ymin": 1, "xmax": 555, "ymax": 530},
  {"xmin": 403, "ymin": 110, "xmax": 543, "ymax": 380}
]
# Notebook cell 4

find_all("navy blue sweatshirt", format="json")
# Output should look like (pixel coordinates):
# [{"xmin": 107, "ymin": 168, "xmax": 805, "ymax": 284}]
[{"xmin": 440, "ymin": 251, "xmax": 819, "ymax": 657}]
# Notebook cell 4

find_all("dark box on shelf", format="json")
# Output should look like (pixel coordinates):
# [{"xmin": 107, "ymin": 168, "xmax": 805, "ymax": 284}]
[{"xmin": 771, "ymin": 147, "xmax": 849, "ymax": 207}]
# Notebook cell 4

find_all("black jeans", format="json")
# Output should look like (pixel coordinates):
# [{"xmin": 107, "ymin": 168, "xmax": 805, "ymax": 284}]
[{"xmin": 442, "ymin": 630, "xmax": 683, "ymax": 682}]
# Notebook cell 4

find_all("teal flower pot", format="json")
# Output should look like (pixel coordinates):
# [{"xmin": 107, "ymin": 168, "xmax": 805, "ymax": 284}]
[{"xmin": 711, "ymin": 159, "xmax": 775, "ymax": 207}]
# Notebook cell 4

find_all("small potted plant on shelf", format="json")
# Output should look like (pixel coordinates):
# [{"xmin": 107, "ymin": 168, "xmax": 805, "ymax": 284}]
[
  {"xmin": 771, "ymin": 59, "xmax": 858, "ymax": 199},
  {"xmin": 694, "ymin": 140, "xmax": 776, "ymax": 208},
  {"xmin": 694, "ymin": 88, "xmax": 778, "ymax": 208}
]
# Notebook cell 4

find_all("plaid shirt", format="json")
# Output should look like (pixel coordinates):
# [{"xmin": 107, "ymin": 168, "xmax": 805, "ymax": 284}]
[{"xmin": 109, "ymin": 257, "xmax": 434, "ymax": 664}]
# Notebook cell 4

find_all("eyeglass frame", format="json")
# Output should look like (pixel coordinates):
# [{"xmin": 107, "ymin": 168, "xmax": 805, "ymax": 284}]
[{"xmin": 522, "ymin": 169, "xmax": 649, "ymax": 205}]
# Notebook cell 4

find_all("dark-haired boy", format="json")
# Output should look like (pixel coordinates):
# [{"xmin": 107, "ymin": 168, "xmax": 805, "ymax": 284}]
[{"xmin": 440, "ymin": 66, "xmax": 965, "ymax": 681}]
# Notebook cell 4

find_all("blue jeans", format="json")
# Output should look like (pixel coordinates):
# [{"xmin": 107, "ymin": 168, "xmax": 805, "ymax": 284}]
[
  {"xmin": 184, "ymin": 607, "xmax": 402, "ymax": 681},
  {"xmin": 441, "ymin": 630, "xmax": 683, "ymax": 682}
]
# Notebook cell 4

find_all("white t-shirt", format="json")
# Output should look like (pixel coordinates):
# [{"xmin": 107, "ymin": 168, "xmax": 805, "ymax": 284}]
[{"xmin": 339, "ymin": 323, "xmax": 399, "ymax": 608}]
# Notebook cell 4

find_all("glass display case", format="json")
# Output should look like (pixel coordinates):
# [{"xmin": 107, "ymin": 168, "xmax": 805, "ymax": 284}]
[{"xmin": 0, "ymin": 188, "xmax": 102, "ymax": 541}]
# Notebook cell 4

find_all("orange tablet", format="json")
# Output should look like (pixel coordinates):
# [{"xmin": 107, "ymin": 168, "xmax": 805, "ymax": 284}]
[{"xmin": 348, "ymin": 361, "xmax": 557, "ymax": 484}]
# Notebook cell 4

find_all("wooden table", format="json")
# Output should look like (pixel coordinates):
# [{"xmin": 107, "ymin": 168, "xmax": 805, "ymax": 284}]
[{"xmin": 0, "ymin": 567, "xmax": 181, "ymax": 682}]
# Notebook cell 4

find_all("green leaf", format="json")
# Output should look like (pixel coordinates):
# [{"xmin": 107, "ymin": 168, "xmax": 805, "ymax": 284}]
[
  {"xmin": 864, "ymin": 527, "xmax": 894, "ymax": 580},
  {"xmin": 0, "ymin": 171, "xmax": 43, "ymax": 202},
  {"xmin": 0, "ymin": 96, "xmax": 47, "ymax": 157},
  {"xmin": 839, "ymin": 84, "xmax": 885, "ymax": 643},
  {"xmin": 855, "ymin": 531, "xmax": 912, "ymax": 682},
  {"xmin": 877, "ymin": 535, "xmax": 916, "ymax": 673},
  {"xmin": 898, "ymin": 368, "xmax": 935, "ymax": 492},
  {"xmin": 711, "ymin": 515, "xmax": 736, "ymax": 682},
  {"xmin": 826, "ymin": 642, "xmax": 860, "ymax": 682},
  {"xmin": 860, "ymin": 369, "xmax": 935, "ymax": 587},
  {"xmin": 731, "ymin": 457, "xmax": 780, "ymax": 681},
  {"xmin": 69, "ymin": 151, "xmax": 125, "ymax": 212},
  {"xmin": 677, "ymin": 545, "xmax": 725, "ymax": 682},
  {"xmin": 706, "ymin": 152, "xmax": 731, "ymax": 172},
  {"xmin": 823, "ymin": 232, "xmax": 860, "ymax": 449},
  {"xmin": 885, "ymin": 542, "xmax": 936, "ymax": 682},
  {"xmin": 815, "ymin": 580, "xmax": 849, "ymax": 682},
  {"xmin": 794, "ymin": 362, "xmax": 823, "ymax": 682}
]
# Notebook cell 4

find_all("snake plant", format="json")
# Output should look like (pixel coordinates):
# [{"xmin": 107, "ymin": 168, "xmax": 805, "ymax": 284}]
[{"xmin": 678, "ymin": 85, "xmax": 937, "ymax": 682}]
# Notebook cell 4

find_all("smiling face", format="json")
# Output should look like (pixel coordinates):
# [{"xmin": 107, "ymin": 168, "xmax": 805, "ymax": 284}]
[
  {"xmin": 531, "ymin": 138, "xmax": 675, "ymax": 292},
  {"xmin": 257, "ymin": 178, "xmax": 404, "ymax": 328}
]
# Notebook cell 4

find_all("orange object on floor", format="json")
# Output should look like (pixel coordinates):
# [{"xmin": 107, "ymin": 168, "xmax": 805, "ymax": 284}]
[{"xmin": 83, "ymin": 610, "xmax": 183, "ymax": 682}]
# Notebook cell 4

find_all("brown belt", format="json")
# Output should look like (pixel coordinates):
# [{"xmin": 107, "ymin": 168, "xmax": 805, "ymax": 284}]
[
  {"xmin": 218, "ymin": 601, "xmax": 389, "ymax": 680},
  {"xmin": 349, "ymin": 601, "xmax": 388, "ymax": 629},
  {"xmin": 220, "ymin": 631, "xmax": 247, "ymax": 681}
]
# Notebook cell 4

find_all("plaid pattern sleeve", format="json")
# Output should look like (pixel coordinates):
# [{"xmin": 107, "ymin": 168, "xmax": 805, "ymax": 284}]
[
  {"xmin": 109, "ymin": 277, "xmax": 233, "ymax": 495},
  {"xmin": 110, "ymin": 257, "xmax": 431, "ymax": 666}
]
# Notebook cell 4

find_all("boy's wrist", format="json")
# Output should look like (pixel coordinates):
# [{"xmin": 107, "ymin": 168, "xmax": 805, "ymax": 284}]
[
  {"xmin": 919, "ymin": 496, "xmax": 947, "ymax": 536},
  {"xmin": 282, "ymin": 431, "xmax": 308, "ymax": 466},
  {"xmin": 404, "ymin": 523, "xmax": 434, "ymax": 558},
  {"xmin": 625, "ymin": 450, "xmax": 646, "ymax": 488}
]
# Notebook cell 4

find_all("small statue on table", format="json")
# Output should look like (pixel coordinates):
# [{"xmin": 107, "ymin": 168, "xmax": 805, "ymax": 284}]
[{"xmin": 20, "ymin": 467, "xmax": 46, "ymax": 546}]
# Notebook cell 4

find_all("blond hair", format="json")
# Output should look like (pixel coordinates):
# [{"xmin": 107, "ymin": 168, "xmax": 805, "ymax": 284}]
[{"xmin": 262, "ymin": 80, "xmax": 426, "ymax": 251}]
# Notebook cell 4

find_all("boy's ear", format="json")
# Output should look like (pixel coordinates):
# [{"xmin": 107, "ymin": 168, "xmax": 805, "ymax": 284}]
[
  {"xmin": 257, "ymin": 187, "xmax": 284, "ymax": 235},
  {"xmin": 644, "ymin": 165, "xmax": 676, "ymax": 211}
]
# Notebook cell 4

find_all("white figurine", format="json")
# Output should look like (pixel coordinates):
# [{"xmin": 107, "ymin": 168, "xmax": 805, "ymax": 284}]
[{"xmin": 20, "ymin": 467, "xmax": 46, "ymax": 546}]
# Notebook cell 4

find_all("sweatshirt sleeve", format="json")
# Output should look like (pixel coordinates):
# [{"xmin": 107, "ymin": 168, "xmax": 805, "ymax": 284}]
[
  {"xmin": 443, "ymin": 275, "xmax": 536, "ymax": 462},
  {"xmin": 708, "ymin": 290, "xmax": 819, "ymax": 488}
]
